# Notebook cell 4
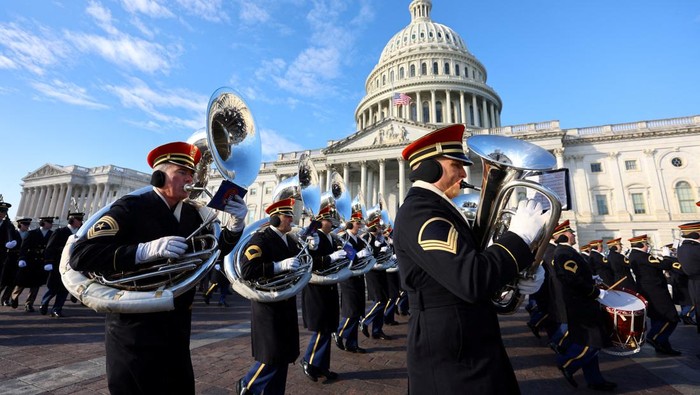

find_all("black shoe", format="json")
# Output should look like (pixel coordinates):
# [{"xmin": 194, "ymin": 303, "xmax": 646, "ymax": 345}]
[
  {"xmin": 1, "ymin": 300, "xmax": 9, "ymax": 306},
  {"xmin": 39, "ymin": 304, "xmax": 48, "ymax": 315},
  {"xmin": 655, "ymin": 344, "xmax": 682, "ymax": 356},
  {"xmin": 345, "ymin": 345, "xmax": 367, "ymax": 354},
  {"xmin": 300, "ymin": 360, "xmax": 318, "ymax": 382},
  {"xmin": 372, "ymin": 331, "xmax": 392, "ymax": 340},
  {"xmin": 318, "ymin": 368, "xmax": 338, "ymax": 380},
  {"xmin": 203, "ymin": 295, "xmax": 210, "ymax": 305},
  {"xmin": 587, "ymin": 381, "xmax": 617, "ymax": 391},
  {"xmin": 50, "ymin": 310, "xmax": 64, "ymax": 318},
  {"xmin": 236, "ymin": 378, "xmax": 249, "ymax": 395},
  {"xmin": 10, "ymin": 298, "xmax": 18, "ymax": 309},
  {"xmin": 384, "ymin": 320, "xmax": 399, "ymax": 326},
  {"xmin": 527, "ymin": 322, "xmax": 541, "ymax": 339},
  {"xmin": 558, "ymin": 366, "xmax": 578, "ymax": 388},
  {"xmin": 682, "ymin": 315, "xmax": 696, "ymax": 325},
  {"xmin": 332, "ymin": 332, "xmax": 345, "ymax": 351},
  {"xmin": 70, "ymin": 295, "xmax": 78, "ymax": 303},
  {"xmin": 25, "ymin": 304, "xmax": 35, "ymax": 313},
  {"xmin": 360, "ymin": 322, "xmax": 369, "ymax": 338},
  {"xmin": 646, "ymin": 338, "xmax": 658, "ymax": 349}
]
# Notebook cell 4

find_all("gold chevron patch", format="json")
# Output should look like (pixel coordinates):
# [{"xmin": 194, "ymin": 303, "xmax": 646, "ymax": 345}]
[
  {"xmin": 672, "ymin": 262, "xmax": 682, "ymax": 270},
  {"xmin": 245, "ymin": 245, "xmax": 262, "ymax": 260},
  {"xmin": 87, "ymin": 216, "xmax": 119, "ymax": 239},
  {"xmin": 418, "ymin": 217, "xmax": 458, "ymax": 254},
  {"xmin": 648, "ymin": 256, "xmax": 660, "ymax": 264},
  {"xmin": 563, "ymin": 260, "xmax": 578, "ymax": 273}
]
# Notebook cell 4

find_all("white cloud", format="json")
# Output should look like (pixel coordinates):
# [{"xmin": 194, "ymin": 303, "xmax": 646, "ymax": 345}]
[
  {"xmin": 0, "ymin": 22, "xmax": 70, "ymax": 75},
  {"xmin": 30, "ymin": 79, "xmax": 108, "ymax": 109},
  {"xmin": 0, "ymin": 54, "xmax": 17, "ymax": 69},
  {"xmin": 120, "ymin": 0, "xmax": 174, "ymax": 18},
  {"xmin": 176, "ymin": 0, "xmax": 228, "ymax": 23},
  {"xmin": 65, "ymin": 31, "xmax": 178, "ymax": 74},
  {"xmin": 104, "ymin": 78, "xmax": 207, "ymax": 131},
  {"xmin": 86, "ymin": 0, "xmax": 119, "ymax": 35},
  {"xmin": 274, "ymin": 46, "xmax": 340, "ymax": 96},
  {"xmin": 260, "ymin": 127, "xmax": 304, "ymax": 161},
  {"xmin": 239, "ymin": 2, "xmax": 270, "ymax": 24}
]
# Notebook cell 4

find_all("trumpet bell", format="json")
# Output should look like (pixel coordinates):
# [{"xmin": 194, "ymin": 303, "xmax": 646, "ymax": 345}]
[
  {"xmin": 273, "ymin": 152, "xmax": 321, "ymax": 221},
  {"xmin": 330, "ymin": 172, "xmax": 351, "ymax": 222},
  {"xmin": 468, "ymin": 135, "xmax": 556, "ymax": 171}
]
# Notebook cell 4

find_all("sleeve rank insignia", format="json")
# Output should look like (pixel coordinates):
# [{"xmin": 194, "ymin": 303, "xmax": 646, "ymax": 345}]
[
  {"xmin": 87, "ymin": 215, "xmax": 119, "ymax": 239},
  {"xmin": 648, "ymin": 255, "xmax": 660, "ymax": 264},
  {"xmin": 672, "ymin": 262, "xmax": 682, "ymax": 270},
  {"xmin": 244, "ymin": 245, "xmax": 262, "ymax": 260},
  {"xmin": 563, "ymin": 259, "xmax": 578, "ymax": 273},
  {"xmin": 418, "ymin": 217, "xmax": 458, "ymax": 254}
]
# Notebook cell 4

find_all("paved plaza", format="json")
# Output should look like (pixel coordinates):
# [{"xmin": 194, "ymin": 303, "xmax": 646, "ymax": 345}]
[{"xmin": 1, "ymin": 286, "xmax": 698, "ymax": 394}]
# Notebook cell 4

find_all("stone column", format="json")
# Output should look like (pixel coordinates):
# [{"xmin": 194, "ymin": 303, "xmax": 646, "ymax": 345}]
[
  {"xmin": 342, "ymin": 163, "xmax": 349, "ymax": 187},
  {"xmin": 61, "ymin": 184, "xmax": 73, "ymax": 217},
  {"xmin": 398, "ymin": 157, "xmax": 406, "ymax": 205},
  {"xmin": 35, "ymin": 186, "xmax": 47, "ymax": 217},
  {"xmin": 490, "ymin": 103, "xmax": 496, "ymax": 129},
  {"xmin": 482, "ymin": 99, "xmax": 489, "ymax": 128},
  {"xmin": 460, "ymin": 92, "xmax": 466, "ymax": 125},
  {"xmin": 430, "ymin": 90, "xmax": 436, "ymax": 124},
  {"xmin": 367, "ymin": 166, "xmax": 375, "ymax": 206},
  {"xmin": 472, "ymin": 95, "xmax": 478, "ymax": 126},
  {"xmin": 319, "ymin": 170, "xmax": 326, "ymax": 194},
  {"xmin": 26, "ymin": 187, "xmax": 38, "ymax": 218},
  {"xmin": 17, "ymin": 188, "xmax": 28, "ymax": 217},
  {"xmin": 360, "ymin": 161, "xmax": 367, "ymax": 201},
  {"xmin": 553, "ymin": 148, "xmax": 565, "ymax": 169},
  {"xmin": 607, "ymin": 152, "xmax": 630, "ymax": 219},
  {"xmin": 100, "ymin": 183, "xmax": 111, "ymax": 208},
  {"xmin": 416, "ymin": 91, "xmax": 422, "ymax": 123},
  {"xmin": 378, "ymin": 159, "xmax": 386, "ymax": 200},
  {"xmin": 445, "ymin": 90, "xmax": 452, "ymax": 124},
  {"xmin": 643, "ymin": 148, "xmax": 668, "ymax": 217},
  {"xmin": 52, "ymin": 184, "xmax": 65, "ymax": 217}
]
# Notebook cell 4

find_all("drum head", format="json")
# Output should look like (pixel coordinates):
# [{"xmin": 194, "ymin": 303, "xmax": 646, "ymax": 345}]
[{"xmin": 599, "ymin": 289, "xmax": 646, "ymax": 311}]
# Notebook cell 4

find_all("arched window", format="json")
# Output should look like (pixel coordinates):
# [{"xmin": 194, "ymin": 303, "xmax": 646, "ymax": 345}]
[
  {"xmin": 410, "ymin": 103, "xmax": 417, "ymax": 121},
  {"xmin": 435, "ymin": 101, "xmax": 443, "ymax": 123},
  {"xmin": 422, "ymin": 101, "xmax": 430, "ymax": 123},
  {"xmin": 382, "ymin": 75, "xmax": 386, "ymax": 86},
  {"xmin": 444, "ymin": 62, "xmax": 450, "ymax": 75},
  {"xmin": 390, "ymin": 70, "xmax": 394, "ymax": 82},
  {"xmin": 421, "ymin": 63, "xmax": 427, "ymax": 75},
  {"xmin": 676, "ymin": 181, "xmax": 696, "ymax": 213},
  {"xmin": 410, "ymin": 64, "xmax": 416, "ymax": 77},
  {"xmin": 399, "ymin": 67, "xmax": 405, "ymax": 79},
  {"xmin": 455, "ymin": 64, "xmax": 460, "ymax": 76}
]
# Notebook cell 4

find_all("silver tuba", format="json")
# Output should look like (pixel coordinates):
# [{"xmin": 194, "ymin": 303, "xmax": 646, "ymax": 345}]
[
  {"xmin": 60, "ymin": 87, "xmax": 261, "ymax": 313},
  {"xmin": 224, "ymin": 153, "xmax": 320, "ymax": 302},
  {"xmin": 466, "ymin": 134, "xmax": 562, "ymax": 315},
  {"xmin": 309, "ymin": 171, "xmax": 354, "ymax": 285},
  {"xmin": 366, "ymin": 194, "xmax": 396, "ymax": 271},
  {"xmin": 343, "ymin": 191, "xmax": 376, "ymax": 276}
]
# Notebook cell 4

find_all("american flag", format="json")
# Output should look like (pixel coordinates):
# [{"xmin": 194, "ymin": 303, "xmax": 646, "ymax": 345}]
[{"xmin": 392, "ymin": 92, "xmax": 412, "ymax": 106}]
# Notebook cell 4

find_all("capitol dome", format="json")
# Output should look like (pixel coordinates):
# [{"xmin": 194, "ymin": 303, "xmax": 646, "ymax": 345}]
[{"xmin": 355, "ymin": 0, "xmax": 502, "ymax": 131}]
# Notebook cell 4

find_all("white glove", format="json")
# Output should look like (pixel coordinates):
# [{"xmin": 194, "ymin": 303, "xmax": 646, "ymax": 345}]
[
  {"xmin": 508, "ymin": 199, "xmax": 549, "ymax": 245},
  {"xmin": 135, "ymin": 236, "xmax": 188, "ymax": 264},
  {"xmin": 597, "ymin": 289, "xmax": 607, "ymax": 301},
  {"xmin": 356, "ymin": 249, "xmax": 369, "ymax": 258},
  {"xmin": 44, "ymin": 264, "xmax": 53, "ymax": 271},
  {"xmin": 374, "ymin": 240, "xmax": 382, "ymax": 247},
  {"xmin": 273, "ymin": 257, "xmax": 300, "ymax": 273},
  {"xmin": 329, "ymin": 250, "xmax": 347, "ymax": 263},
  {"xmin": 214, "ymin": 264, "xmax": 221, "ymax": 271},
  {"xmin": 391, "ymin": 254, "xmax": 397, "ymax": 261},
  {"xmin": 380, "ymin": 246, "xmax": 389, "ymax": 253},
  {"xmin": 224, "ymin": 196, "xmax": 248, "ymax": 232},
  {"xmin": 516, "ymin": 265, "xmax": 545, "ymax": 295},
  {"xmin": 5, "ymin": 240, "xmax": 17, "ymax": 249},
  {"xmin": 661, "ymin": 246, "xmax": 671, "ymax": 257},
  {"xmin": 306, "ymin": 233, "xmax": 319, "ymax": 251},
  {"xmin": 18, "ymin": 260, "xmax": 27, "ymax": 268},
  {"xmin": 592, "ymin": 275, "xmax": 603, "ymax": 284}
]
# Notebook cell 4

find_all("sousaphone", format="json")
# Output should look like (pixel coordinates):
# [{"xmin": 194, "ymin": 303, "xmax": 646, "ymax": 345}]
[{"xmin": 60, "ymin": 87, "xmax": 261, "ymax": 313}]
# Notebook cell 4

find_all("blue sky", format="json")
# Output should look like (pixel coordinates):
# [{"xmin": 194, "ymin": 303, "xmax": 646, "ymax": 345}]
[{"xmin": 1, "ymin": 0, "xmax": 699, "ymax": 220}]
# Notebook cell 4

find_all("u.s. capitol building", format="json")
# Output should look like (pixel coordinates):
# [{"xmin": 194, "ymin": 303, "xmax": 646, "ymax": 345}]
[{"xmin": 16, "ymin": 0, "xmax": 700, "ymax": 248}]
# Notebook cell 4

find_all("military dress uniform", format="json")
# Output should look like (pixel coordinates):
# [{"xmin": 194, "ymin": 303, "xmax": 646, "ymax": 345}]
[
  {"xmin": 1, "ymin": 218, "xmax": 30, "ymax": 305},
  {"xmin": 526, "ymin": 240, "xmax": 557, "ymax": 341},
  {"xmin": 676, "ymin": 221, "xmax": 700, "ymax": 334},
  {"xmin": 627, "ymin": 235, "xmax": 680, "ymax": 355},
  {"xmin": 607, "ymin": 238, "xmax": 637, "ymax": 291},
  {"xmin": 552, "ymin": 233, "xmax": 612, "ymax": 389},
  {"xmin": 665, "ymin": 251, "xmax": 695, "ymax": 324},
  {"xmin": 238, "ymin": 199, "xmax": 301, "ymax": 395},
  {"xmin": 335, "ymin": 227, "xmax": 368, "ymax": 353},
  {"xmin": 0, "ymin": 202, "xmax": 14, "ymax": 288},
  {"xmin": 70, "ymin": 142, "xmax": 241, "ymax": 395},
  {"xmin": 360, "ymin": 228, "xmax": 391, "ymax": 340},
  {"xmin": 590, "ymin": 241, "xmax": 615, "ymax": 286},
  {"xmin": 11, "ymin": 217, "xmax": 54, "ymax": 311},
  {"xmin": 393, "ymin": 125, "xmax": 540, "ymax": 394},
  {"xmin": 40, "ymin": 213, "xmax": 83, "ymax": 317}
]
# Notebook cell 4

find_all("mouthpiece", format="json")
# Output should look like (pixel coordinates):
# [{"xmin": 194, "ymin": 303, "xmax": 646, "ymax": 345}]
[{"xmin": 459, "ymin": 180, "xmax": 481, "ymax": 191}]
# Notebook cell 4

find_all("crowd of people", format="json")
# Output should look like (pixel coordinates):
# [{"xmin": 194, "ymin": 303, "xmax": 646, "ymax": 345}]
[{"xmin": 1, "ymin": 128, "xmax": 699, "ymax": 395}]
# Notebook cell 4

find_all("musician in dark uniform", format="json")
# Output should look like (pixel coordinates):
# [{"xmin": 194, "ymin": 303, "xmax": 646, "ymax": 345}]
[
  {"xmin": 552, "ymin": 221, "xmax": 616, "ymax": 391},
  {"xmin": 590, "ymin": 240, "xmax": 614, "ymax": 286},
  {"xmin": 393, "ymin": 124, "xmax": 549, "ymax": 394},
  {"xmin": 627, "ymin": 234, "xmax": 681, "ymax": 355},
  {"xmin": 238, "ymin": 198, "xmax": 301, "ymax": 395},
  {"xmin": 543, "ymin": 235, "xmax": 570, "ymax": 352},
  {"xmin": 663, "ymin": 243, "xmax": 695, "ymax": 325},
  {"xmin": 382, "ymin": 227, "xmax": 401, "ymax": 326},
  {"xmin": 11, "ymin": 216, "xmax": 54, "ymax": 311},
  {"xmin": 359, "ymin": 218, "xmax": 391, "ymax": 340},
  {"xmin": 1, "ymin": 217, "xmax": 30, "ymax": 306},
  {"xmin": 607, "ymin": 238, "xmax": 637, "ymax": 291},
  {"xmin": 677, "ymin": 221, "xmax": 700, "ymax": 335},
  {"xmin": 70, "ymin": 142, "xmax": 247, "ymax": 395},
  {"xmin": 40, "ymin": 211, "xmax": 84, "ymax": 317},
  {"xmin": 0, "ymin": 201, "xmax": 14, "ymax": 290},
  {"xmin": 526, "ymin": 236, "xmax": 558, "ymax": 341},
  {"xmin": 334, "ymin": 208, "xmax": 370, "ymax": 353}
]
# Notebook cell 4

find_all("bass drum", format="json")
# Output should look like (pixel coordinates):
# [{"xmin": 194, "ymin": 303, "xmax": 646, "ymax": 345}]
[{"xmin": 598, "ymin": 288, "xmax": 648, "ymax": 356}]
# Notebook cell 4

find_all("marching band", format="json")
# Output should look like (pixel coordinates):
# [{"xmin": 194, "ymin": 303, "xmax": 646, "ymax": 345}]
[{"xmin": 1, "ymin": 122, "xmax": 699, "ymax": 395}]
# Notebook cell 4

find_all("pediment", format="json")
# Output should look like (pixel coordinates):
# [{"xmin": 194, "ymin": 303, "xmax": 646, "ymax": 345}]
[
  {"xmin": 23, "ymin": 164, "xmax": 69, "ymax": 180},
  {"xmin": 324, "ymin": 119, "xmax": 433, "ymax": 154}
]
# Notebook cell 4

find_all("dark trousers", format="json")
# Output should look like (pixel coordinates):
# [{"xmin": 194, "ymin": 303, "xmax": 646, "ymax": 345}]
[
  {"xmin": 337, "ymin": 316, "xmax": 360, "ymax": 348},
  {"xmin": 648, "ymin": 319, "xmax": 678, "ymax": 346},
  {"xmin": 242, "ymin": 362, "xmax": 289, "ymax": 395},
  {"xmin": 11, "ymin": 286, "xmax": 39, "ymax": 306},
  {"xmin": 557, "ymin": 343, "xmax": 606, "ymax": 385},
  {"xmin": 362, "ymin": 300, "xmax": 385, "ymax": 335},
  {"xmin": 41, "ymin": 287, "xmax": 69, "ymax": 312},
  {"xmin": 303, "ymin": 331, "xmax": 331, "ymax": 370}
]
